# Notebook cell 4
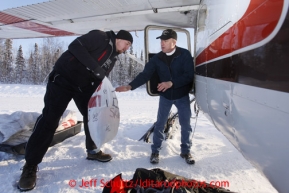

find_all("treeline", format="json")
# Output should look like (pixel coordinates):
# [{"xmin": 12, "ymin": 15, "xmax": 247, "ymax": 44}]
[{"xmin": 0, "ymin": 38, "xmax": 144, "ymax": 86}]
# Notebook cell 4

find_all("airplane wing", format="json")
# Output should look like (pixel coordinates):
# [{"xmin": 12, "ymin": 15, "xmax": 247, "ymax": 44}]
[{"xmin": 0, "ymin": 0, "xmax": 199, "ymax": 39}]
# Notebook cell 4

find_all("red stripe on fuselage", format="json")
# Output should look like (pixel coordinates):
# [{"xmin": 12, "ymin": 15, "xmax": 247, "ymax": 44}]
[
  {"xmin": 196, "ymin": 0, "xmax": 284, "ymax": 66},
  {"xmin": 0, "ymin": 12, "xmax": 75, "ymax": 36}
]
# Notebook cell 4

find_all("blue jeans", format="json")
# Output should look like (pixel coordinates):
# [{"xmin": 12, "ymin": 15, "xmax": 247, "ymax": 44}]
[{"xmin": 151, "ymin": 95, "xmax": 192, "ymax": 154}]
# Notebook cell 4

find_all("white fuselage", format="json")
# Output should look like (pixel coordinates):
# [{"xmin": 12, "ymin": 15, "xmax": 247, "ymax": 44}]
[{"xmin": 195, "ymin": 1, "xmax": 289, "ymax": 192}]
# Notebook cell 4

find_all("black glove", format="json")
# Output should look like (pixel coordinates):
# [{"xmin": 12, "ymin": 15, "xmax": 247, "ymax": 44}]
[{"xmin": 92, "ymin": 65, "xmax": 106, "ymax": 80}]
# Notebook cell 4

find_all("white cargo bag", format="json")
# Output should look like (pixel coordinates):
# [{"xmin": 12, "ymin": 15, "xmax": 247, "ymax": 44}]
[{"xmin": 88, "ymin": 77, "xmax": 119, "ymax": 152}]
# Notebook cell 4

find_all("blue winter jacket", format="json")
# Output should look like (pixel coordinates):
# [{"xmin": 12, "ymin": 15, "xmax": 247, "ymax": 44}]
[{"xmin": 129, "ymin": 47, "xmax": 194, "ymax": 100}]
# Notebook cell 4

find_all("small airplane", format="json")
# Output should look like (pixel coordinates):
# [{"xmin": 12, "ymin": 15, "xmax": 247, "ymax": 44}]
[{"xmin": 0, "ymin": 0, "xmax": 288, "ymax": 192}]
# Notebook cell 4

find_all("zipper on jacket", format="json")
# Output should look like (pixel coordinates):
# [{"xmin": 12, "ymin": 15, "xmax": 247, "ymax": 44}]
[
  {"xmin": 169, "ymin": 54, "xmax": 180, "ymax": 98},
  {"xmin": 169, "ymin": 57, "xmax": 174, "ymax": 100},
  {"xmin": 164, "ymin": 56, "xmax": 174, "ymax": 100}
]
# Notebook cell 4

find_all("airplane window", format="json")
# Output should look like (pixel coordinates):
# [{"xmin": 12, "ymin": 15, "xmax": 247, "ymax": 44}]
[
  {"xmin": 147, "ymin": 30, "xmax": 190, "ymax": 53},
  {"xmin": 145, "ymin": 27, "xmax": 193, "ymax": 96}
]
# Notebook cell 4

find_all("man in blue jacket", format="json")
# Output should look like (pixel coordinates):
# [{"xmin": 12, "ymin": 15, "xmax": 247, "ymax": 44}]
[
  {"xmin": 18, "ymin": 29, "xmax": 133, "ymax": 191},
  {"xmin": 116, "ymin": 29, "xmax": 194, "ymax": 165}
]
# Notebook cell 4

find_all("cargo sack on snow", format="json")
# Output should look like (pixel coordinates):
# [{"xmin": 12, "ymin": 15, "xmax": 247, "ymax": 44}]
[
  {"xmin": 0, "ymin": 111, "xmax": 40, "ymax": 145},
  {"xmin": 0, "ymin": 110, "xmax": 80, "ymax": 155},
  {"xmin": 0, "ymin": 110, "xmax": 78, "ymax": 146},
  {"xmin": 88, "ymin": 77, "xmax": 119, "ymax": 152},
  {"xmin": 102, "ymin": 168, "xmax": 236, "ymax": 193}
]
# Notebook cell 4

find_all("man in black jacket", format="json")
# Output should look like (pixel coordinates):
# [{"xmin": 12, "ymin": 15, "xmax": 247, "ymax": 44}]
[
  {"xmin": 116, "ymin": 29, "xmax": 194, "ymax": 165},
  {"xmin": 18, "ymin": 29, "xmax": 133, "ymax": 191}
]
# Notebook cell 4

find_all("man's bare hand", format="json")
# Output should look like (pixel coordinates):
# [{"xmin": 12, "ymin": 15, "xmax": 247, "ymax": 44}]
[
  {"xmin": 157, "ymin": 81, "xmax": 173, "ymax": 92},
  {"xmin": 115, "ymin": 85, "xmax": 132, "ymax": 92}
]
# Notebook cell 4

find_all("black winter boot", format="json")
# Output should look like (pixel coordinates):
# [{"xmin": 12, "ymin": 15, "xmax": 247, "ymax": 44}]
[
  {"xmin": 18, "ymin": 163, "xmax": 38, "ymax": 191},
  {"xmin": 150, "ymin": 153, "xmax": 159, "ymax": 164},
  {"xmin": 180, "ymin": 153, "xmax": 195, "ymax": 165}
]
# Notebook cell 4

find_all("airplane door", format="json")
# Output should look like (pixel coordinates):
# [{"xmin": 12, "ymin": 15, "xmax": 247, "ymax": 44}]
[
  {"xmin": 144, "ymin": 25, "xmax": 192, "ymax": 96},
  {"xmin": 195, "ymin": 0, "xmax": 236, "ymax": 143}
]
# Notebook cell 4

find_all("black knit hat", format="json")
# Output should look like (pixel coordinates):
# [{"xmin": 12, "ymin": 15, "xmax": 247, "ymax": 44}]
[
  {"xmin": 156, "ymin": 29, "xmax": 177, "ymax": 40},
  {"xmin": 116, "ymin": 30, "xmax": 133, "ymax": 44}
]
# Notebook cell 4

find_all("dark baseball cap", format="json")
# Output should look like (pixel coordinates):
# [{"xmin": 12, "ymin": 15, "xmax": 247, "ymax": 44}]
[{"xmin": 156, "ymin": 29, "xmax": 177, "ymax": 40}]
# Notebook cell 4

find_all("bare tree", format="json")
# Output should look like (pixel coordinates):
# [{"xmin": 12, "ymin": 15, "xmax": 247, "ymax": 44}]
[
  {"xmin": 41, "ymin": 38, "xmax": 63, "ymax": 83},
  {"xmin": 0, "ymin": 39, "xmax": 4, "ymax": 82},
  {"xmin": 26, "ymin": 53, "xmax": 34, "ymax": 84},
  {"xmin": 140, "ymin": 50, "xmax": 144, "ymax": 62}
]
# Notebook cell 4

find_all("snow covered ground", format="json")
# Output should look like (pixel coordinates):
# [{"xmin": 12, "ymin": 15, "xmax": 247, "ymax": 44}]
[{"xmin": 0, "ymin": 83, "xmax": 278, "ymax": 193}]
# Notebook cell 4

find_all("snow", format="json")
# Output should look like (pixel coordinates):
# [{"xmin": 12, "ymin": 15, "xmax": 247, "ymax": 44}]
[{"xmin": 0, "ymin": 83, "xmax": 278, "ymax": 193}]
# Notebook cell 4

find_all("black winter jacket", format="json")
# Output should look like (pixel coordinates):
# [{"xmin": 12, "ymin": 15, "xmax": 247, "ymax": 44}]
[
  {"xmin": 53, "ymin": 30, "xmax": 118, "ymax": 88},
  {"xmin": 129, "ymin": 47, "xmax": 194, "ymax": 100}
]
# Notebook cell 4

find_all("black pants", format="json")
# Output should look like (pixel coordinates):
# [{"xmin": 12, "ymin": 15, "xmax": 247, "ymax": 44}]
[{"xmin": 25, "ymin": 71, "xmax": 100, "ymax": 165}]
